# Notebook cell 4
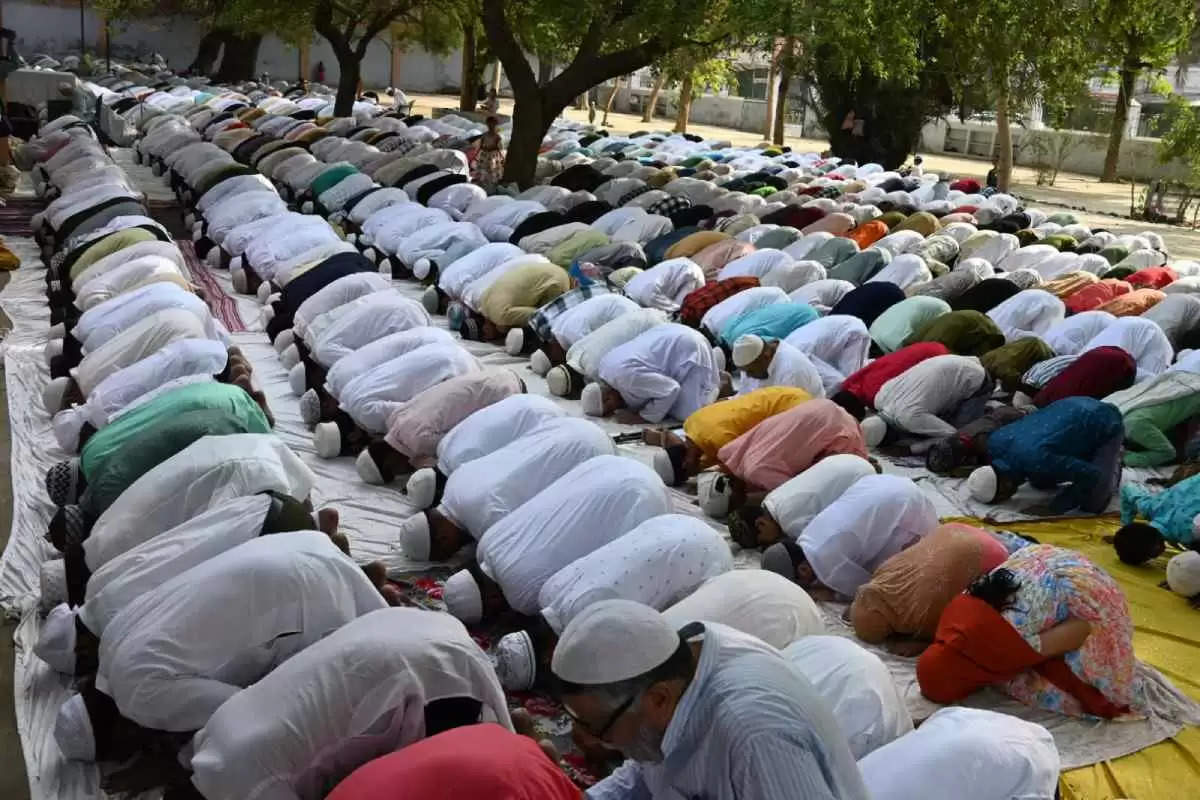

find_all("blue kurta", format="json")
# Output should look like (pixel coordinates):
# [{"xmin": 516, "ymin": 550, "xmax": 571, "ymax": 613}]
[
  {"xmin": 987, "ymin": 396, "xmax": 1124, "ymax": 512},
  {"xmin": 718, "ymin": 302, "xmax": 818, "ymax": 346},
  {"xmin": 1121, "ymin": 474, "xmax": 1200, "ymax": 545}
]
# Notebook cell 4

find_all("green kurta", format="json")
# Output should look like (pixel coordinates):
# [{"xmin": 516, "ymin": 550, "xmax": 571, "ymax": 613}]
[
  {"xmin": 1123, "ymin": 391, "xmax": 1200, "ymax": 467},
  {"xmin": 980, "ymin": 337, "xmax": 1055, "ymax": 393},
  {"xmin": 78, "ymin": 382, "xmax": 271, "ymax": 514},
  {"xmin": 905, "ymin": 309, "xmax": 1006, "ymax": 357}
]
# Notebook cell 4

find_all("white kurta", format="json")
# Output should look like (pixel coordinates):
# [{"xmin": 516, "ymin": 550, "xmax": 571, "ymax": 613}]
[
  {"xmin": 985, "ymin": 289, "xmax": 1065, "ymax": 342},
  {"xmin": 435, "ymin": 394, "xmax": 567, "ymax": 475},
  {"xmin": 292, "ymin": 273, "xmax": 391, "ymax": 339},
  {"xmin": 72, "ymin": 255, "xmax": 189, "ymax": 311},
  {"xmin": 1042, "ymin": 310, "xmax": 1115, "ymax": 356},
  {"xmin": 790, "ymin": 278, "xmax": 856, "ymax": 314},
  {"xmin": 96, "ymin": 533, "xmax": 385, "ymax": 732},
  {"xmin": 784, "ymin": 314, "xmax": 871, "ymax": 379},
  {"xmin": 873, "ymin": 354, "xmax": 988, "ymax": 438},
  {"xmin": 738, "ymin": 341, "xmax": 826, "ymax": 398},
  {"xmin": 549, "ymin": 294, "xmax": 641, "ymax": 349},
  {"xmin": 699, "ymin": 286, "xmax": 790, "ymax": 336},
  {"xmin": 719, "ymin": 250, "xmax": 796, "ymax": 282},
  {"xmin": 79, "ymin": 494, "xmax": 274, "ymax": 636},
  {"xmin": 565, "ymin": 308, "xmax": 667, "ymax": 380},
  {"xmin": 439, "ymin": 417, "xmax": 615, "ymax": 538},
  {"xmin": 609, "ymin": 213, "xmax": 673, "ymax": 245},
  {"xmin": 622, "ymin": 257, "xmax": 706, "ymax": 312},
  {"xmin": 70, "ymin": 240, "xmax": 184, "ymax": 288},
  {"xmin": 310, "ymin": 292, "xmax": 431, "ymax": 368},
  {"xmin": 1141, "ymin": 293, "xmax": 1200, "ymax": 346},
  {"xmin": 476, "ymin": 455, "xmax": 671, "ymax": 614},
  {"xmin": 339, "ymin": 344, "xmax": 479, "ymax": 434},
  {"xmin": 857, "ymin": 708, "xmax": 1059, "ymax": 800},
  {"xmin": 52, "ymin": 338, "xmax": 227, "ymax": 451},
  {"xmin": 662, "ymin": 569, "xmax": 824, "ymax": 649},
  {"xmin": 245, "ymin": 222, "xmax": 341, "ymax": 282},
  {"xmin": 460, "ymin": 255, "xmax": 548, "ymax": 312},
  {"xmin": 763, "ymin": 454, "xmax": 877, "ymax": 538},
  {"xmin": 436, "ymin": 242, "xmax": 525, "ymax": 299},
  {"xmin": 189, "ymin": 608, "xmax": 511, "ymax": 800},
  {"xmin": 206, "ymin": 192, "xmax": 287, "ymax": 245},
  {"xmin": 1082, "ymin": 317, "xmax": 1174, "ymax": 380},
  {"xmin": 782, "ymin": 636, "xmax": 913, "ymax": 759},
  {"xmin": 539, "ymin": 514, "xmax": 733, "ymax": 635},
  {"xmin": 324, "ymin": 327, "xmax": 454, "ymax": 400},
  {"xmin": 596, "ymin": 323, "xmax": 721, "ymax": 423},
  {"xmin": 72, "ymin": 308, "xmax": 212, "ymax": 396},
  {"xmin": 866, "ymin": 254, "xmax": 931, "ymax": 290},
  {"xmin": 83, "ymin": 434, "xmax": 317, "ymax": 572},
  {"xmin": 797, "ymin": 474, "xmax": 938, "ymax": 598},
  {"xmin": 74, "ymin": 283, "xmax": 224, "ymax": 352}
]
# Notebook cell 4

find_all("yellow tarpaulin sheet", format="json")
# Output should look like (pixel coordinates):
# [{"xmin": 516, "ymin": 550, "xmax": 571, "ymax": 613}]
[{"xmin": 952, "ymin": 514, "xmax": 1200, "ymax": 800}]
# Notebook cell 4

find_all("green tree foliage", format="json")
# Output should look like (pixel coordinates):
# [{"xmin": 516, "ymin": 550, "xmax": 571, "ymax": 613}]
[
  {"xmin": 1094, "ymin": 0, "xmax": 1197, "ymax": 181},
  {"xmin": 480, "ymin": 0, "xmax": 770, "ymax": 187}
]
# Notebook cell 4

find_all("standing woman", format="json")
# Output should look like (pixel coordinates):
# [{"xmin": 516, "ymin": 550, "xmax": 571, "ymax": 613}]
[
  {"xmin": 473, "ymin": 116, "xmax": 505, "ymax": 193},
  {"xmin": 918, "ymin": 544, "xmax": 1142, "ymax": 718}
]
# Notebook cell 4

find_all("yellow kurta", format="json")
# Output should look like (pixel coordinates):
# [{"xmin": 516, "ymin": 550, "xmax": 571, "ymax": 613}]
[{"xmin": 682, "ymin": 386, "xmax": 811, "ymax": 464}]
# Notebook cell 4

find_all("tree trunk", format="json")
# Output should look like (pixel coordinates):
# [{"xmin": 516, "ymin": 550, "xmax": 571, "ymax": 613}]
[
  {"xmin": 673, "ymin": 74, "xmax": 693, "ymax": 133},
  {"xmin": 502, "ymin": 96, "xmax": 552, "ymax": 187},
  {"xmin": 996, "ymin": 87, "xmax": 1013, "ymax": 193},
  {"xmin": 773, "ymin": 69, "xmax": 790, "ymax": 145},
  {"xmin": 189, "ymin": 29, "xmax": 223, "ymax": 76},
  {"xmin": 459, "ymin": 23, "xmax": 477, "ymax": 111},
  {"xmin": 763, "ymin": 43, "xmax": 778, "ymax": 140},
  {"xmin": 537, "ymin": 57, "xmax": 553, "ymax": 86},
  {"xmin": 333, "ymin": 50, "xmax": 361, "ymax": 117},
  {"xmin": 602, "ymin": 77, "xmax": 620, "ymax": 126},
  {"xmin": 642, "ymin": 72, "xmax": 666, "ymax": 123},
  {"xmin": 1102, "ymin": 59, "xmax": 1138, "ymax": 182},
  {"xmin": 212, "ymin": 32, "xmax": 261, "ymax": 83}
]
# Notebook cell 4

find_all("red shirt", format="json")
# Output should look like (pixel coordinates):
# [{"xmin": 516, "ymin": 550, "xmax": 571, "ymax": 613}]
[
  {"xmin": 326, "ymin": 723, "xmax": 581, "ymax": 800},
  {"xmin": 677, "ymin": 276, "xmax": 759, "ymax": 327},
  {"xmin": 1064, "ymin": 279, "xmax": 1132, "ymax": 314},
  {"xmin": 1125, "ymin": 266, "xmax": 1177, "ymax": 290},
  {"xmin": 1034, "ymin": 346, "xmax": 1136, "ymax": 407},
  {"xmin": 839, "ymin": 341, "xmax": 951, "ymax": 407}
]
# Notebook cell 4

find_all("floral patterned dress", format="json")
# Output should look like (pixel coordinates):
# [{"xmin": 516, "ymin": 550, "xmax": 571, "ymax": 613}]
[
  {"xmin": 472, "ymin": 131, "xmax": 504, "ymax": 191},
  {"xmin": 999, "ymin": 544, "xmax": 1142, "ymax": 717}
]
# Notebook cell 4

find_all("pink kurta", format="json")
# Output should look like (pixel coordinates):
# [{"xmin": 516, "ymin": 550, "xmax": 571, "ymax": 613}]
[
  {"xmin": 717, "ymin": 399, "xmax": 869, "ymax": 491},
  {"xmin": 383, "ymin": 369, "xmax": 523, "ymax": 466}
]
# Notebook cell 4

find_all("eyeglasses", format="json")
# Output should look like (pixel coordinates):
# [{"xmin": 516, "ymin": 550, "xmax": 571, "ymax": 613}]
[{"xmin": 564, "ymin": 691, "xmax": 639, "ymax": 742}]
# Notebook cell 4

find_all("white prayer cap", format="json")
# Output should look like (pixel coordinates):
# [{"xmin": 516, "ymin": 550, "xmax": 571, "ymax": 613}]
[
  {"xmin": 652, "ymin": 448, "xmax": 676, "ymax": 486},
  {"xmin": 421, "ymin": 286, "xmax": 440, "ymax": 314},
  {"xmin": 274, "ymin": 329, "xmax": 296, "ymax": 353},
  {"xmin": 356, "ymin": 448, "xmax": 384, "ymax": 484},
  {"xmin": 54, "ymin": 694, "xmax": 95, "ymax": 760},
  {"xmin": 299, "ymin": 389, "xmax": 322, "ymax": 426},
  {"xmin": 406, "ymin": 468, "xmax": 438, "ymax": 509},
  {"xmin": 42, "ymin": 376, "xmax": 71, "ymax": 413},
  {"xmin": 413, "ymin": 257, "xmax": 433, "ymax": 281},
  {"xmin": 697, "ymin": 471, "xmax": 731, "ymax": 518},
  {"xmin": 206, "ymin": 247, "xmax": 222, "ymax": 269},
  {"xmin": 860, "ymin": 415, "xmax": 887, "ymax": 448},
  {"xmin": 230, "ymin": 254, "xmax": 243, "ymax": 272},
  {"xmin": 443, "ymin": 569, "xmax": 482, "ymax": 623},
  {"xmin": 1167, "ymin": 550, "xmax": 1200, "ymax": 597},
  {"xmin": 364, "ymin": 247, "xmax": 380, "ymax": 265},
  {"xmin": 313, "ymin": 422, "xmax": 341, "ymax": 458},
  {"xmin": 397, "ymin": 512, "xmax": 431, "ymax": 560},
  {"xmin": 1012, "ymin": 391, "xmax": 1034, "ymax": 409},
  {"xmin": 183, "ymin": 211, "xmax": 196, "ymax": 228},
  {"xmin": 266, "ymin": 292, "xmax": 281, "ymax": 306},
  {"xmin": 301, "ymin": 200, "xmax": 315, "ymax": 214},
  {"xmin": 44, "ymin": 338, "xmax": 64, "ymax": 363},
  {"xmin": 966, "ymin": 466, "xmax": 998, "ymax": 503},
  {"xmin": 505, "ymin": 327, "xmax": 526, "ymax": 355},
  {"xmin": 529, "ymin": 349, "xmax": 552, "ymax": 376},
  {"xmin": 359, "ymin": 233, "xmax": 374, "ymax": 248},
  {"xmin": 39, "ymin": 559, "xmax": 68, "ymax": 613},
  {"xmin": 231, "ymin": 266, "xmax": 248, "ymax": 294},
  {"xmin": 191, "ymin": 221, "xmax": 203, "ymax": 241},
  {"xmin": 712, "ymin": 345, "xmax": 726, "ymax": 372},
  {"xmin": 256, "ymin": 281, "xmax": 272, "ymax": 305},
  {"xmin": 287, "ymin": 362, "xmax": 307, "ymax": 395},
  {"xmin": 732, "ymin": 335, "xmax": 765, "ymax": 368},
  {"xmin": 552, "ymin": 599, "xmax": 679, "ymax": 685},
  {"xmin": 261, "ymin": 304, "xmax": 275, "ymax": 324},
  {"xmin": 580, "ymin": 383, "xmax": 605, "ymax": 416},
  {"xmin": 547, "ymin": 366, "xmax": 574, "ymax": 397},
  {"xmin": 36, "ymin": 603, "xmax": 77, "ymax": 674},
  {"xmin": 48, "ymin": 322, "xmax": 66, "ymax": 339},
  {"xmin": 494, "ymin": 630, "xmax": 536, "ymax": 691}
]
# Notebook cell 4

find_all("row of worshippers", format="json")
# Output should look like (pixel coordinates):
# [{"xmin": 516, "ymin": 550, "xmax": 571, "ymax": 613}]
[{"xmin": 131, "ymin": 83, "xmax": 1200, "ymax": 605}]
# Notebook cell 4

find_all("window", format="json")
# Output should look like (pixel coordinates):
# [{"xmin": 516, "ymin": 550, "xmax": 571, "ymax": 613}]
[{"xmin": 735, "ymin": 69, "xmax": 769, "ymax": 101}]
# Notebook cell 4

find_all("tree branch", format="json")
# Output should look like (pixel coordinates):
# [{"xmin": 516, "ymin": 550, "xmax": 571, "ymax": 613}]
[
  {"xmin": 549, "ymin": 37, "xmax": 669, "ymax": 109},
  {"xmin": 480, "ymin": 0, "xmax": 538, "ymax": 97}
]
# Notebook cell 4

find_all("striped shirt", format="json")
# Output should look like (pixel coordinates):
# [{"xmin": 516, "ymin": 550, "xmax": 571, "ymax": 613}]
[
  {"xmin": 527, "ymin": 283, "xmax": 610, "ymax": 341},
  {"xmin": 586, "ymin": 623, "xmax": 869, "ymax": 800}
]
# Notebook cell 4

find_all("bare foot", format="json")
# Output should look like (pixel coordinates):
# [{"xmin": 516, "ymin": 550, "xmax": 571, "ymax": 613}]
[
  {"xmin": 317, "ymin": 507, "xmax": 340, "ymax": 535},
  {"xmin": 329, "ymin": 531, "xmax": 351, "ymax": 556},
  {"xmin": 511, "ymin": 708, "xmax": 537, "ymax": 738},
  {"xmin": 362, "ymin": 560, "xmax": 387, "ymax": 588}
]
